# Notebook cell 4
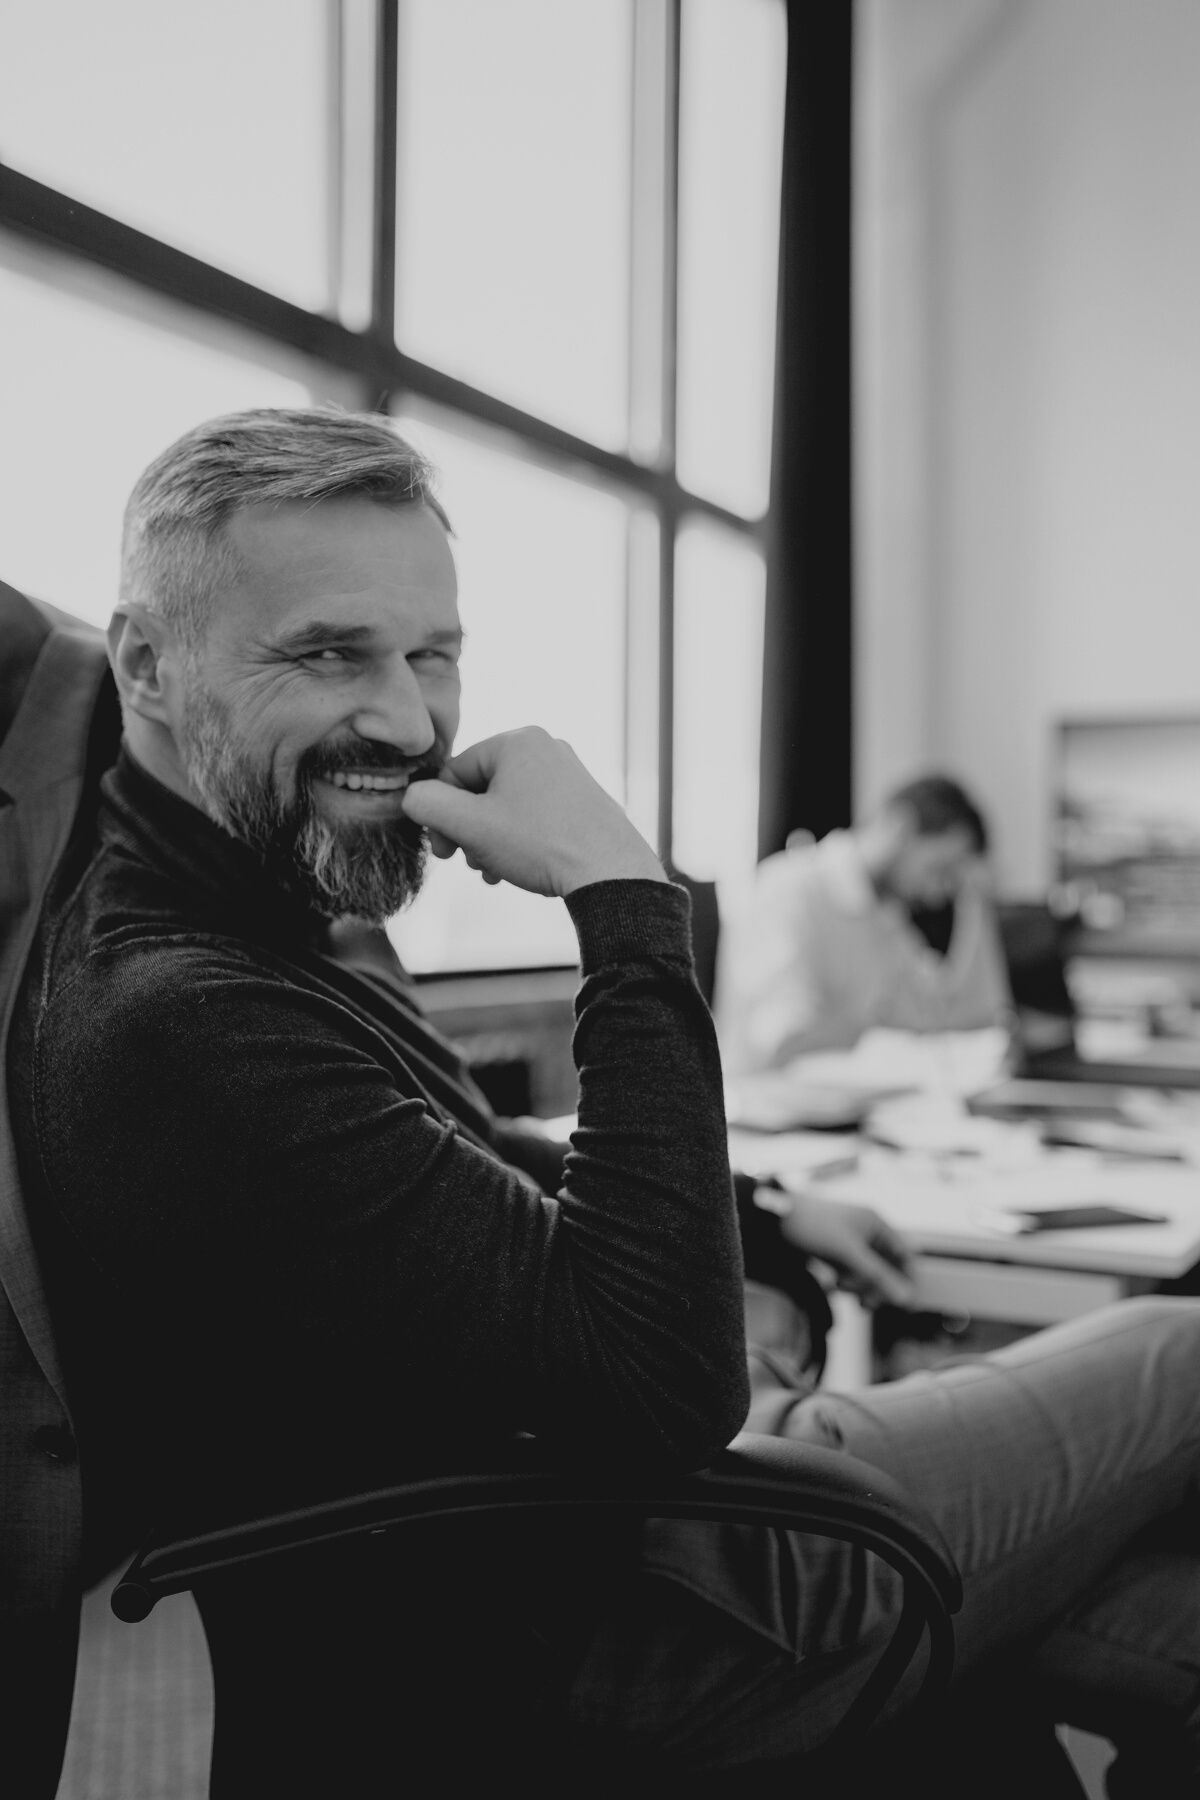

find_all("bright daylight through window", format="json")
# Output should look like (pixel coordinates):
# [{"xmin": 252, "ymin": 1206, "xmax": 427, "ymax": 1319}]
[{"xmin": 0, "ymin": 0, "xmax": 785, "ymax": 972}]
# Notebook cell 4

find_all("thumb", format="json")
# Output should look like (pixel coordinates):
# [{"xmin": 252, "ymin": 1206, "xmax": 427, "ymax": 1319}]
[{"xmin": 401, "ymin": 777, "xmax": 485, "ymax": 844}]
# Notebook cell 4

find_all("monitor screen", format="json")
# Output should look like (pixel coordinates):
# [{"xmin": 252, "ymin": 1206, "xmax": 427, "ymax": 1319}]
[{"xmin": 1055, "ymin": 717, "xmax": 1200, "ymax": 953}]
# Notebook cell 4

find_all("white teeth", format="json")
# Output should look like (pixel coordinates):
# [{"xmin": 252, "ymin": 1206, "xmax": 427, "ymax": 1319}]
[{"xmin": 328, "ymin": 771, "xmax": 405, "ymax": 792}]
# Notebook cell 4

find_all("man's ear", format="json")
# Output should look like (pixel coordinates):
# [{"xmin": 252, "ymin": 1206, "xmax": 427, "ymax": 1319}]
[{"xmin": 107, "ymin": 606, "xmax": 182, "ymax": 726}]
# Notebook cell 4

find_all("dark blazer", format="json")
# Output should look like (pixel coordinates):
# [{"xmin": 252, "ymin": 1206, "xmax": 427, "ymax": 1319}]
[{"xmin": 0, "ymin": 581, "xmax": 118, "ymax": 1794}]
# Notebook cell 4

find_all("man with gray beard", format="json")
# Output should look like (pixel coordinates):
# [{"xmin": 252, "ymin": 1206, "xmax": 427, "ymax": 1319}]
[
  {"xmin": 10, "ymin": 408, "xmax": 1200, "ymax": 1795},
  {"xmin": 180, "ymin": 675, "xmax": 440, "ymax": 918}
]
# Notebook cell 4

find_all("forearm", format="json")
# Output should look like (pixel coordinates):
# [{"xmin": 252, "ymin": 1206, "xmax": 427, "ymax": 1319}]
[{"xmin": 545, "ymin": 880, "xmax": 749, "ymax": 1459}]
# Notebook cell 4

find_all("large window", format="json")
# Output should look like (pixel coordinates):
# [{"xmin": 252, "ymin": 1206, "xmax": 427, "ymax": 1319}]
[{"xmin": 0, "ymin": 0, "xmax": 785, "ymax": 971}]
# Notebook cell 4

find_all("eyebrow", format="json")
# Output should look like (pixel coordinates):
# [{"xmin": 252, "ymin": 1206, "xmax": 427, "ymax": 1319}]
[{"xmin": 272, "ymin": 622, "xmax": 464, "ymax": 656}]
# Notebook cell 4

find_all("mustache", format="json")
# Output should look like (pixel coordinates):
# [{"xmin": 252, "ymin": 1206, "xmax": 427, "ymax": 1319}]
[{"xmin": 299, "ymin": 738, "xmax": 447, "ymax": 785}]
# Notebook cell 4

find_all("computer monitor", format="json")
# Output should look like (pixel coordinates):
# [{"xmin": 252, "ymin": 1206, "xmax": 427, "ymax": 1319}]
[{"xmin": 1055, "ymin": 716, "xmax": 1200, "ymax": 955}]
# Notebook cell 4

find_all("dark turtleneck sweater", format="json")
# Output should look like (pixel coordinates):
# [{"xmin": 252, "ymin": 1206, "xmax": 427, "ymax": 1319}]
[
  {"xmin": 11, "ymin": 749, "xmax": 757, "ymax": 1569},
  {"xmin": 13, "ymin": 749, "xmax": 841, "ymax": 1657}
]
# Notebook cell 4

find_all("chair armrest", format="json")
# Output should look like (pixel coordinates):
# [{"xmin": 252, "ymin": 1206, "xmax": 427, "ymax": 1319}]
[
  {"xmin": 114, "ymin": 1430, "xmax": 959, "ymax": 1618},
  {"xmin": 114, "ymin": 1433, "xmax": 961, "ymax": 1746}
]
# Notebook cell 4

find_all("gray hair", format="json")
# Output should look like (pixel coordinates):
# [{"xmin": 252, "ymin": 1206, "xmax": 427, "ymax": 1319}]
[{"xmin": 119, "ymin": 407, "xmax": 450, "ymax": 655}]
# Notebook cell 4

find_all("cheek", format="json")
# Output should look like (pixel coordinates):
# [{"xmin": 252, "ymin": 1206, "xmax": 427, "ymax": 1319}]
[
  {"xmin": 428, "ymin": 683, "xmax": 461, "ymax": 752},
  {"xmin": 253, "ymin": 684, "xmax": 344, "ymax": 765}
]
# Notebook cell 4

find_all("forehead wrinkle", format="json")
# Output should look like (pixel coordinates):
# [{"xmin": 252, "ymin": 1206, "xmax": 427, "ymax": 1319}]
[{"xmin": 270, "ymin": 620, "xmax": 377, "ymax": 655}]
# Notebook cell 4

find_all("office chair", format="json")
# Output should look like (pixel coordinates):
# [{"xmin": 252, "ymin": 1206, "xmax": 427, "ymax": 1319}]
[
  {"xmin": 0, "ymin": 583, "xmax": 119, "ymax": 1797},
  {"xmin": 0, "ymin": 586, "xmax": 1169, "ymax": 1795},
  {"xmin": 113, "ymin": 1430, "xmax": 962, "ymax": 1796},
  {"xmin": 0, "ymin": 589, "xmax": 960, "ymax": 1794}
]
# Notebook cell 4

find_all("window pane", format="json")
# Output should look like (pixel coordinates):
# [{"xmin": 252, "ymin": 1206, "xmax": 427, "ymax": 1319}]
[
  {"xmin": 676, "ymin": 0, "xmax": 786, "ymax": 517},
  {"xmin": 624, "ymin": 508, "xmax": 661, "ymax": 850},
  {"xmin": 389, "ymin": 410, "xmax": 633, "ymax": 971},
  {"xmin": 672, "ymin": 521, "xmax": 765, "ymax": 885},
  {"xmin": 396, "ymin": 0, "xmax": 633, "ymax": 448},
  {"xmin": 0, "ymin": 267, "xmax": 310, "ymax": 628},
  {"xmin": 0, "ymin": 0, "xmax": 331, "ymax": 311}
]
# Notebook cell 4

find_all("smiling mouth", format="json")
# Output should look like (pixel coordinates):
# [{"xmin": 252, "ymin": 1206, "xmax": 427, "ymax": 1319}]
[{"xmin": 321, "ymin": 770, "xmax": 408, "ymax": 793}]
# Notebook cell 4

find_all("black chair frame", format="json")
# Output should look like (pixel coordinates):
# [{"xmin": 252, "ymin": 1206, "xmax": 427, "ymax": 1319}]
[{"xmin": 114, "ymin": 1431, "xmax": 961, "ymax": 1778}]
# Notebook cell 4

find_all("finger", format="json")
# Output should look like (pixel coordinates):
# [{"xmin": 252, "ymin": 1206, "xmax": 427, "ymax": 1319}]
[
  {"xmin": 852, "ymin": 1245, "xmax": 917, "ymax": 1309},
  {"xmin": 401, "ymin": 778, "xmax": 487, "ymax": 841},
  {"xmin": 439, "ymin": 735, "xmax": 506, "ymax": 795},
  {"xmin": 869, "ymin": 1220, "xmax": 914, "ymax": 1275},
  {"xmin": 427, "ymin": 763, "xmax": 469, "ymax": 792},
  {"xmin": 427, "ymin": 828, "xmax": 458, "ymax": 860}
]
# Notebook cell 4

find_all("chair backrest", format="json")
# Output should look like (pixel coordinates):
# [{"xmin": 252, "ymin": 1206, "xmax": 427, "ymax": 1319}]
[
  {"xmin": 995, "ymin": 900, "xmax": 1075, "ymax": 1018},
  {"xmin": 0, "ymin": 582, "xmax": 119, "ymax": 1796},
  {"xmin": 0, "ymin": 583, "xmax": 118, "ymax": 1392}
]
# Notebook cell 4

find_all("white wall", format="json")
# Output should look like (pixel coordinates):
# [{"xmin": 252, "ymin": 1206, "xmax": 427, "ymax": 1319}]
[{"xmin": 856, "ymin": 0, "xmax": 1200, "ymax": 892}]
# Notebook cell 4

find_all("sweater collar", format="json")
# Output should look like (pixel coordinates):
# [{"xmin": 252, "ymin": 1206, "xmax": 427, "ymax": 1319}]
[{"xmin": 99, "ymin": 745, "xmax": 333, "ymax": 951}]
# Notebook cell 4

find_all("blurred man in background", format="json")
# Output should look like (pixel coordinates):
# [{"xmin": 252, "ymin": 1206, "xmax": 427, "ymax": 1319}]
[{"xmin": 716, "ymin": 775, "xmax": 1010, "ymax": 1073}]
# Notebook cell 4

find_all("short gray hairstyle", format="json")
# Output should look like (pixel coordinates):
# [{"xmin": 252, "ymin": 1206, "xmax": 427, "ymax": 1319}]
[{"xmin": 119, "ymin": 407, "xmax": 450, "ymax": 654}]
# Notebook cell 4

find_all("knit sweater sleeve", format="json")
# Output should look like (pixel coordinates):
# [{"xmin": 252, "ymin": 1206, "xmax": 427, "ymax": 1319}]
[{"xmin": 31, "ymin": 880, "xmax": 749, "ymax": 1473}]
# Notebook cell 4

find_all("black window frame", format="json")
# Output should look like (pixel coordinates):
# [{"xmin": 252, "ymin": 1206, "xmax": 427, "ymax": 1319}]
[{"xmin": 0, "ymin": 0, "xmax": 853, "ymax": 889}]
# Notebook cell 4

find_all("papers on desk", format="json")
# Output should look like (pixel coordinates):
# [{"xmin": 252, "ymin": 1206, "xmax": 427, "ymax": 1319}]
[
  {"xmin": 724, "ymin": 1072, "xmax": 902, "ymax": 1132},
  {"xmin": 821, "ymin": 1147, "xmax": 1200, "ymax": 1266},
  {"xmin": 1076, "ymin": 1018, "xmax": 1200, "ymax": 1071},
  {"xmin": 971, "ymin": 1082, "xmax": 1200, "ymax": 1161},
  {"xmin": 866, "ymin": 1093, "xmax": 1037, "ymax": 1162},
  {"xmin": 727, "ymin": 1046, "xmax": 1200, "ymax": 1277},
  {"xmin": 735, "ymin": 1117, "xmax": 1200, "ymax": 1277},
  {"xmin": 728, "ymin": 1126, "xmax": 860, "ymax": 1185},
  {"xmin": 791, "ymin": 1026, "xmax": 1011, "ymax": 1097},
  {"xmin": 724, "ymin": 1027, "xmax": 1011, "ymax": 1133}
]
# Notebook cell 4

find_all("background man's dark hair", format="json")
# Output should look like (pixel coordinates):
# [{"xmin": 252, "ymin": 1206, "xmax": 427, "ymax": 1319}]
[{"xmin": 885, "ymin": 775, "xmax": 988, "ymax": 854}]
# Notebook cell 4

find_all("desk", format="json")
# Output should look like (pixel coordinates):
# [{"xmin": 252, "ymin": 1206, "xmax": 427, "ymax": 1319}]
[{"xmin": 729, "ymin": 1119, "xmax": 1200, "ymax": 1384}]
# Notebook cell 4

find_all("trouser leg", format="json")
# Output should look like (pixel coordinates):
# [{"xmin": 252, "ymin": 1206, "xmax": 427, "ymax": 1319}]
[
  {"xmin": 568, "ymin": 1298, "xmax": 1200, "ymax": 1775},
  {"xmin": 780, "ymin": 1298, "xmax": 1200, "ymax": 1673},
  {"xmin": 779, "ymin": 1297, "xmax": 1200, "ymax": 1771}
]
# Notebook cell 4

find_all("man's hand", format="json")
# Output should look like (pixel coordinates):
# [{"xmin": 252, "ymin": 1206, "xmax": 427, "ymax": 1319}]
[
  {"xmin": 774, "ymin": 1189, "xmax": 916, "ymax": 1309},
  {"xmin": 953, "ymin": 854, "xmax": 994, "ymax": 904},
  {"xmin": 401, "ymin": 727, "xmax": 667, "ymax": 897}
]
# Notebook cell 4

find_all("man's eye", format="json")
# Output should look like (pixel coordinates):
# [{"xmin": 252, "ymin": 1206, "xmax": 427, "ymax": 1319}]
[{"xmin": 303, "ymin": 648, "xmax": 349, "ymax": 663}]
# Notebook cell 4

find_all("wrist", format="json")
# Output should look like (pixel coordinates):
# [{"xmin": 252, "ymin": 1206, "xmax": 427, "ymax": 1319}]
[
  {"xmin": 559, "ymin": 847, "xmax": 669, "ymax": 895},
  {"xmin": 565, "ymin": 876, "xmax": 693, "ymax": 974}
]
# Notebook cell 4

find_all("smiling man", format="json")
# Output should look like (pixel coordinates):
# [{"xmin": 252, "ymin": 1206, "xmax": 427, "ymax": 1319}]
[
  {"xmin": 12, "ymin": 409, "xmax": 1200, "ymax": 1795},
  {"xmin": 119, "ymin": 440, "xmax": 461, "ymax": 919}
]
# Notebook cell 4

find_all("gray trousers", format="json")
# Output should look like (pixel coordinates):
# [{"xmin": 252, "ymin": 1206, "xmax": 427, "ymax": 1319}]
[{"xmin": 566, "ymin": 1297, "xmax": 1200, "ymax": 1775}]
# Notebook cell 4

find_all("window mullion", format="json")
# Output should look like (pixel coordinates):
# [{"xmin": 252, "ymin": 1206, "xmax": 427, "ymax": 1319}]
[
  {"xmin": 657, "ymin": 0, "xmax": 681, "ymax": 863},
  {"xmin": 370, "ymin": 0, "xmax": 398, "ymax": 358}
]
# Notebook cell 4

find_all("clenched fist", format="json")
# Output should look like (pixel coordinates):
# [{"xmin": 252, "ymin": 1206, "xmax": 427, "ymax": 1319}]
[{"xmin": 401, "ymin": 727, "xmax": 668, "ymax": 897}]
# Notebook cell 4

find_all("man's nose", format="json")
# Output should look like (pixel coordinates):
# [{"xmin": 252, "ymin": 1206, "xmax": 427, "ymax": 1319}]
[{"xmin": 347, "ymin": 661, "xmax": 436, "ymax": 758}]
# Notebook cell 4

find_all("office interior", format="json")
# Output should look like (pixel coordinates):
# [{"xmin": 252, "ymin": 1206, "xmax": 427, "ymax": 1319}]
[{"xmin": 3, "ymin": 1, "xmax": 1200, "ymax": 1794}]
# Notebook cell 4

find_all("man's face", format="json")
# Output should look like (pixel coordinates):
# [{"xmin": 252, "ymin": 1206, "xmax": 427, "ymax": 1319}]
[
  {"xmin": 176, "ymin": 496, "xmax": 461, "ymax": 921},
  {"xmin": 881, "ymin": 826, "xmax": 979, "ymax": 909}
]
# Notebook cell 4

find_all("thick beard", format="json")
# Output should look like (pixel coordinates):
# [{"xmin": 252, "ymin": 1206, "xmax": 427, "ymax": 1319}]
[{"xmin": 180, "ymin": 682, "xmax": 435, "ymax": 923}]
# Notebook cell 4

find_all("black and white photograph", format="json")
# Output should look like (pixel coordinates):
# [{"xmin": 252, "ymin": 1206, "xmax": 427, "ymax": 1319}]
[{"xmin": 3, "ymin": 4, "xmax": 1200, "ymax": 1796}]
